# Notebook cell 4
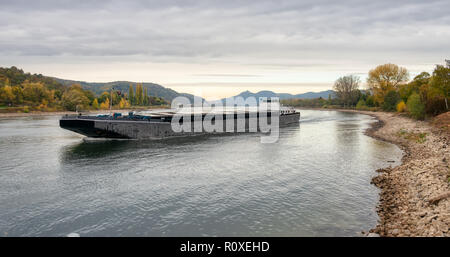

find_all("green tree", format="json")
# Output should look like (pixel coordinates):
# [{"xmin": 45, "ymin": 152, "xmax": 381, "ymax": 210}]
[
  {"xmin": 356, "ymin": 99, "xmax": 366, "ymax": 109},
  {"xmin": 111, "ymin": 91, "xmax": 120, "ymax": 106},
  {"xmin": 382, "ymin": 90, "xmax": 401, "ymax": 111},
  {"xmin": 128, "ymin": 84, "xmax": 135, "ymax": 105},
  {"xmin": 98, "ymin": 92, "xmax": 110, "ymax": 103},
  {"xmin": 399, "ymin": 72, "xmax": 430, "ymax": 102},
  {"xmin": 407, "ymin": 93, "xmax": 425, "ymax": 120},
  {"xmin": 143, "ymin": 88, "xmax": 149, "ymax": 105},
  {"xmin": 365, "ymin": 95, "xmax": 375, "ymax": 107},
  {"xmin": 430, "ymin": 64, "xmax": 449, "ymax": 110}
]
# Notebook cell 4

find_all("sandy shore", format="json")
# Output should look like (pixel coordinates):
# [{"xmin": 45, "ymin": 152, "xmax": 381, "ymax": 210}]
[{"xmin": 324, "ymin": 109, "xmax": 450, "ymax": 237}]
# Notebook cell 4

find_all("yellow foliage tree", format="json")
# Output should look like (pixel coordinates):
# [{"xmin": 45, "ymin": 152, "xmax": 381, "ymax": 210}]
[
  {"xmin": 22, "ymin": 82, "xmax": 52, "ymax": 104},
  {"xmin": 396, "ymin": 100, "xmax": 406, "ymax": 112},
  {"xmin": 135, "ymin": 83, "xmax": 143, "ymax": 105},
  {"xmin": 100, "ymin": 98, "xmax": 110, "ymax": 110},
  {"xmin": 119, "ymin": 98, "xmax": 128, "ymax": 109},
  {"xmin": 92, "ymin": 98, "xmax": 99, "ymax": 109},
  {"xmin": 0, "ymin": 85, "xmax": 15, "ymax": 105},
  {"xmin": 61, "ymin": 88, "xmax": 90, "ymax": 111},
  {"xmin": 40, "ymin": 99, "xmax": 48, "ymax": 109},
  {"xmin": 367, "ymin": 64, "xmax": 409, "ymax": 105}
]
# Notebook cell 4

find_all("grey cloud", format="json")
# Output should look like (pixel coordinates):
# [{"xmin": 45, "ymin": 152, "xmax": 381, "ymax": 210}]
[{"xmin": 0, "ymin": 0, "xmax": 449, "ymax": 67}]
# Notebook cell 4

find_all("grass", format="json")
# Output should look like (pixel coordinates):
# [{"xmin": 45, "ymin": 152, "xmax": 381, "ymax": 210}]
[{"xmin": 397, "ymin": 129, "xmax": 427, "ymax": 143}]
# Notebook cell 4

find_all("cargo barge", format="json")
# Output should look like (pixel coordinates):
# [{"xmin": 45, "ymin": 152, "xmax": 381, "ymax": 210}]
[{"xmin": 60, "ymin": 107, "xmax": 300, "ymax": 139}]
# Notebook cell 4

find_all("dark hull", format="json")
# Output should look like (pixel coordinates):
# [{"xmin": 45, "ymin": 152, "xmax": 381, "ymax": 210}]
[
  {"xmin": 60, "ymin": 119, "xmax": 129, "ymax": 138},
  {"xmin": 60, "ymin": 112, "xmax": 300, "ymax": 139}
]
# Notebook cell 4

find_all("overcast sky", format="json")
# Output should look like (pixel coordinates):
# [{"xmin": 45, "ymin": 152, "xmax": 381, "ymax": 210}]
[{"xmin": 1, "ymin": 0, "xmax": 449, "ymax": 99}]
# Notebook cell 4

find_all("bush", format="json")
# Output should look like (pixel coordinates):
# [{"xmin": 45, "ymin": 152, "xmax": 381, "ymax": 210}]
[
  {"xmin": 356, "ymin": 99, "xmax": 366, "ymax": 109},
  {"xmin": 382, "ymin": 90, "xmax": 401, "ymax": 111},
  {"xmin": 407, "ymin": 93, "xmax": 425, "ymax": 120},
  {"xmin": 366, "ymin": 95, "xmax": 375, "ymax": 107},
  {"xmin": 396, "ymin": 101, "xmax": 406, "ymax": 112}
]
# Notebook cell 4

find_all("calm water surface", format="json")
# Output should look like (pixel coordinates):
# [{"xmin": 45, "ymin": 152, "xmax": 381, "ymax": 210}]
[{"xmin": 0, "ymin": 110, "xmax": 402, "ymax": 236}]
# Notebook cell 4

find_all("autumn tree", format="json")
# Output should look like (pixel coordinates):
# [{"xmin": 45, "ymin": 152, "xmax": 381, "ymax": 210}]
[
  {"xmin": 430, "ymin": 63, "xmax": 449, "ymax": 110},
  {"xmin": 136, "ymin": 83, "xmax": 143, "ymax": 105},
  {"xmin": 119, "ymin": 98, "xmax": 130, "ymax": 109},
  {"xmin": 100, "ymin": 98, "xmax": 110, "ymax": 109},
  {"xmin": 0, "ymin": 85, "xmax": 15, "ymax": 105},
  {"xmin": 92, "ymin": 98, "xmax": 99, "ymax": 109},
  {"xmin": 333, "ymin": 75, "xmax": 360, "ymax": 107},
  {"xmin": 399, "ymin": 72, "xmax": 430, "ymax": 102},
  {"xmin": 98, "ymin": 92, "xmax": 110, "ymax": 104},
  {"xmin": 367, "ymin": 64, "xmax": 409, "ymax": 105},
  {"xmin": 21, "ymin": 82, "xmax": 50, "ymax": 104},
  {"xmin": 111, "ymin": 91, "xmax": 120, "ymax": 106},
  {"xmin": 61, "ymin": 87, "xmax": 90, "ymax": 111}
]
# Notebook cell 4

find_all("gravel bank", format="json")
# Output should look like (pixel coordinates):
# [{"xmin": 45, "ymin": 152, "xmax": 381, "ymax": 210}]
[{"xmin": 359, "ymin": 111, "xmax": 449, "ymax": 237}]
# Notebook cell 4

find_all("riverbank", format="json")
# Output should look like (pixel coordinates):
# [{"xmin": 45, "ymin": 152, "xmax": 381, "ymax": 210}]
[
  {"xmin": 305, "ymin": 108, "xmax": 450, "ymax": 237},
  {"xmin": 0, "ymin": 106, "xmax": 169, "ymax": 118}
]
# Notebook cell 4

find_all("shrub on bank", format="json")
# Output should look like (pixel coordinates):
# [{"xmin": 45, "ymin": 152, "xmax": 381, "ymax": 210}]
[
  {"xmin": 396, "ymin": 101, "xmax": 406, "ymax": 112},
  {"xmin": 356, "ymin": 99, "xmax": 366, "ymax": 109},
  {"xmin": 383, "ymin": 90, "xmax": 401, "ymax": 111},
  {"xmin": 407, "ymin": 93, "xmax": 425, "ymax": 120}
]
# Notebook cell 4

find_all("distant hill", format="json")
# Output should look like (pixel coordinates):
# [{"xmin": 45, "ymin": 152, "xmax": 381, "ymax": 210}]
[
  {"xmin": 234, "ymin": 90, "xmax": 335, "ymax": 100},
  {"xmin": 288, "ymin": 90, "xmax": 336, "ymax": 99},
  {"xmin": 213, "ymin": 90, "xmax": 335, "ymax": 105},
  {"xmin": 54, "ymin": 78, "xmax": 198, "ymax": 103}
]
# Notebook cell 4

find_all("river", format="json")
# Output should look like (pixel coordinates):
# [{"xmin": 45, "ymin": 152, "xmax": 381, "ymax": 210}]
[{"xmin": 0, "ymin": 110, "xmax": 402, "ymax": 236}]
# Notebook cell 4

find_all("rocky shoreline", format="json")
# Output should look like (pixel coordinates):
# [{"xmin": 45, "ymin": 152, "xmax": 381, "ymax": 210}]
[{"xmin": 348, "ymin": 110, "xmax": 449, "ymax": 237}]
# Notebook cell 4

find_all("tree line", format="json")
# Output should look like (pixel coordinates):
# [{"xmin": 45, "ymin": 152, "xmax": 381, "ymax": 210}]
[
  {"xmin": 282, "ymin": 60, "xmax": 449, "ymax": 119},
  {"xmin": 0, "ymin": 67, "xmax": 168, "ymax": 112}
]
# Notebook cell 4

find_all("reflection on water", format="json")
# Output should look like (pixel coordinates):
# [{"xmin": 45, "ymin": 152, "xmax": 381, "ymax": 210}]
[
  {"xmin": 62, "ymin": 140, "xmax": 133, "ymax": 160},
  {"xmin": 0, "ymin": 110, "xmax": 402, "ymax": 236}
]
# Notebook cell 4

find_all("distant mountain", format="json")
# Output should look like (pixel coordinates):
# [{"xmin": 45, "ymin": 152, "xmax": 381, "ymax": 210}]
[
  {"xmin": 288, "ymin": 90, "xmax": 336, "ymax": 99},
  {"xmin": 214, "ymin": 90, "xmax": 335, "ymax": 105},
  {"xmin": 53, "ymin": 78, "xmax": 199, "ymax": 103}
]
